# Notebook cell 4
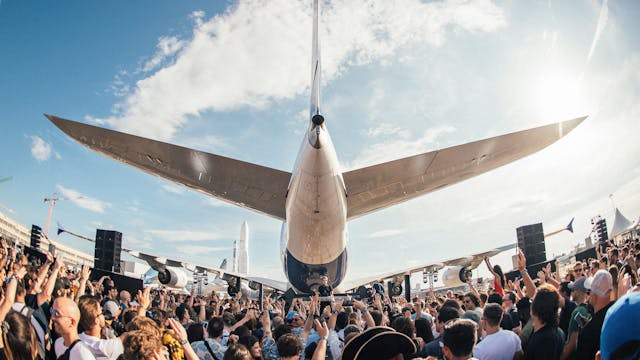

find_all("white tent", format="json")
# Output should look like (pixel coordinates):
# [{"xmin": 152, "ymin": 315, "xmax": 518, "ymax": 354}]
[{"xmin": 610, "ymin": 208, "xmax": 634, "ymax": 239}]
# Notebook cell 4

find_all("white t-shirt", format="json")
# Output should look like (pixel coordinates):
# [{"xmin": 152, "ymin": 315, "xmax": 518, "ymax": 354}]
[
  {"xmin": 54, "ymin": 337, "xmax": 98, "ymax": 360},
  {"xmin": 473, "ymin": 329, "xmax": 522, "ymax": 360},
  {"xmin": 78, "ymin": 332, "xmax": 124, "ymax": 360}
]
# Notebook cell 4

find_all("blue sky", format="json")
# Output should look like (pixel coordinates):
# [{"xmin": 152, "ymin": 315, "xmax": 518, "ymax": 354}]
[{"xmin": 1, "ymin": 0, "xmax": 639, "ymax": 285}]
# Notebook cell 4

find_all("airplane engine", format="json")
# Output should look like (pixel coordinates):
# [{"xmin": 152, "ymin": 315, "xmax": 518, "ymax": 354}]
[
  {"xmin": 441, "ymin": 266, "xmax": 472, "ymax": 288},
  {"xmin": 157, "ymin": 267, "xmax": 189, "ymax": 288}
]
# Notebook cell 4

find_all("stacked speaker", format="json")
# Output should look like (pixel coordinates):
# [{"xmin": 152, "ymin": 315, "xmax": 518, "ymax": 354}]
[
  {"xmin": 516, "ymin": 223, "xmax": 546, "ymax": 266},
  {"xmin": 95, "ymin": 229, "xmax": 122, "ymax": 273}
]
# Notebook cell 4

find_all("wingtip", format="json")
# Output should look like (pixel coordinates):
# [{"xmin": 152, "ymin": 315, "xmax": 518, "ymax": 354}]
[{"xmin": 558, "ymin": 115, "xmax": 587, "ymax": 136}]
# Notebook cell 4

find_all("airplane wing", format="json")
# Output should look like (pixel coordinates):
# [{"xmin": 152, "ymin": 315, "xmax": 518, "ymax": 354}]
[
  {"xmin": 343, "ymin": 117, "xmax": 586, "ymax": 220},
  {"xmin": 125, "ymin": 249, "xmax": 289, "ymax": 293},
  {"xmin": 337, "ymin": 243, "xmax": 516, "ymax": 292},
  {"xmin": 45, "ymin": 115, "xmax": 291, "ymax": 220}
]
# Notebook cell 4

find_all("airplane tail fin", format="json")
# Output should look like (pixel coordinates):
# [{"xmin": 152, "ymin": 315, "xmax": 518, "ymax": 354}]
[
  {"xmin": 310, "ymin": 0, "xmax": 324, "ymax": 126},
  {"xmin": 566, "ymin": 217, "xmax": 574, "ymax": 233},
  {"xmin": 220, "ymin": 258, "xmax": 228, "ymax": 270}
]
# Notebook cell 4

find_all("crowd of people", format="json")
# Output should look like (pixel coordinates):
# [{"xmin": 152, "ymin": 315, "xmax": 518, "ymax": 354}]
[{"xmin": 0, "ymin": 235, "xmax": 638, "ymax": 360}]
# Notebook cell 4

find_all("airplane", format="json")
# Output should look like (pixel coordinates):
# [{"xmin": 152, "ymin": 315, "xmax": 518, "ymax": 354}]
[
  {"xmin": 141, "ymin": 258, "xmax": 230, "ymax": 296},
  {"xmin": 45, "ymin": 0, "xmax": 585, "ymax": 298},
  {"xmin": 132, "ymin": 222, "xmax": 259, "ymax": 297}
]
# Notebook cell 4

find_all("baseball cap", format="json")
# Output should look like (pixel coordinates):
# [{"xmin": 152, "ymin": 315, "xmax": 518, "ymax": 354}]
[
  {"xmin": 569, "ymin": 277, "xmax": 588, "ymax": 293},
  {"xmin": 584, "ymin": 270, "xmax": 613, "ymax": 297},
  {"xmin": 600, "ymin": 292, "xmax": 640, "ymax": 360},
  {"xmin": 285, "ymin": 311, "xmax": 303, "ymax": 321},
  {"xmin": 103, "ymin": 300, "xmax": 120, "ymax": 320},
  {"xmin": 560, "ymin": 281, "xmax": 572, "ymax": 294}
]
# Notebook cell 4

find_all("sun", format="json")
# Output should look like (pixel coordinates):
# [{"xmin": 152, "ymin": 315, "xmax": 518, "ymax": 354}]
[{"xmin": 529, "ymin": 66, "xmax": 590, "ymax": 121}]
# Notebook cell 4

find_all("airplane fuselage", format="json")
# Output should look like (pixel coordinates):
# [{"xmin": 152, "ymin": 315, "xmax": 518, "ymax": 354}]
[{"xmin": 281, "ymin": 119, "xmax": 348, "ymax": 293}]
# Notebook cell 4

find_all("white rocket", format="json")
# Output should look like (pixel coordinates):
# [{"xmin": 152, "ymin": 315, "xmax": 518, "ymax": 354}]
[{"xmin": 238, "ymin": 221, "xmax": 249, "ymax": 274}]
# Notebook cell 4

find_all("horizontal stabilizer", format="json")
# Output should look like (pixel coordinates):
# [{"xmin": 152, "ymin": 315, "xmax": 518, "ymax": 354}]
[
  {"xmin": 45, "ymin": 115, "xmax": 291, "ymax": 220},
  {"xmin": 344, "ymin": 117, "xmax": 586, "ymax": 219}
]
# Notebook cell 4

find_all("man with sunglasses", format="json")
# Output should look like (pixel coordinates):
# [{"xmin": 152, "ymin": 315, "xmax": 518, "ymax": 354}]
[
  {"xmin": 52, "ymin": 296, "xmax": 97, "ymax": 359},
  {"xmin": 572, "ymin": 263, "xmax": 584, "ymax": 278}
]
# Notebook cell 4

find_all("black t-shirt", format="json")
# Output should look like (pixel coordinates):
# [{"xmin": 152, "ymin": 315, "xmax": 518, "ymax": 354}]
[
  {"xmin": 500, "ymin": 310, "xmax": 515, "ymax": 330},
  {"xmin": 575, "ymin": 301, "xmax": 614, "ymax": 360},
  {"xmin": 524, "ymin": 324, "xmax": 564, "ymax": 360},
  {"xmin": 559, "ymin": 298, "xmax": 577, "ymax": 335},
  {"xmin": 25, "ymin": 293, "xmax": 38, "ymax": 309},
  {"xmin": 318, "ymin": 285, "xmax": 332, "ymax": 297}
]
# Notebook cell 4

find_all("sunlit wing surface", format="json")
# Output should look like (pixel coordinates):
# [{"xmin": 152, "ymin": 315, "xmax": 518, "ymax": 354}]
[
  {"xmin": 45, "ymin": 115, "xmax": 291, "ymax": 220},
  {"xmin": 337, "ymin": 243, "xmax": 516, "ymax": 292},
  {"xmin": 343, "ymin": 117, "xmax": 586, "ymax": 220}
]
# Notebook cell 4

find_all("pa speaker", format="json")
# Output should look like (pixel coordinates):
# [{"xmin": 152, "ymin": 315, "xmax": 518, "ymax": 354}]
[
  {"xmin": 516, "ymin": 223, "xmax": 546, "ymax": 267},
  {"xmin": 95, "ymin": 229, "xmax": 122, "ymax": 273}
]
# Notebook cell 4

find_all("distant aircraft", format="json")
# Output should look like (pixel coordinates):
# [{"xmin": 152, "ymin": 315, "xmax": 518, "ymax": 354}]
[
  {"xmin": 46, "ymin": 0, "xmax": 585, "ymax": 296},
  {"xmin": 132, "ymin": 223, "xmax": 256, "ymax": 297}
]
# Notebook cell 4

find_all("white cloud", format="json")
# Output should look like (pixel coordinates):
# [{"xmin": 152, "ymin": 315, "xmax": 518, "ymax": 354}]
[
  {"xmin": 56, "ymin": 184, "xmax": 112, "ymax": 213},
  {"xmin": 162, "ymin": 184, "xmax": 185, "ymax": 195},
  {"xmin": 345, "ymin": 124, "xmax": 456, "ymax": 170},
  {"xmin": 94, "ymin": 0, "xmax": 506, "ymax": 141},
  {"xmin": 204, "ymin": 197, "xmax": 233, "ymax": 208},
  {"xmin": 124, "ymin": 235, "xmax": 152, "ymax": 250},
  {"xmin": 140, "ymin": 36, "xmax": 186, "ymax": 73},
  {"xmin": 368, "ymin": 229, "xmax": 405, "ymax": 238},
  {"xmin": 30, "ymin": 136, "xmax": 52, "ymax": 161},
  {"xmin": 146, "ymin": 229, "xmax": 222, "ymax": 242},
  {"xmin": 178, "ymin": 245, "xmax": 231, "ymax": 255}
]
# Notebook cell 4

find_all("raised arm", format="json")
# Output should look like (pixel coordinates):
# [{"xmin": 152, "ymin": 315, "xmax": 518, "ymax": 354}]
[
  {"xmin": 517, "ymin": 250, "xmax": 536, "ymax": 299},
  {"xmin": 38, "ymin": 255, "xmax": 63, "ymax": 306},
  {"xmin": 312, "ymin": 320, "xmax": 329, "ymax": 360},
  {"xmin": 168, "ymin": 318, "xmax": 198, "ymax": 360},
  {"xmin": 75, "ymin": 264, "xmax": 91, "ymax": 303}
]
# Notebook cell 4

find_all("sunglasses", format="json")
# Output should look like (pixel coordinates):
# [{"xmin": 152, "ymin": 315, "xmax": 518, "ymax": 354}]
[
  {"xmin": 574, "ymin": 268, "xmax": 583, "ymax": 272},
  {"xmin": 51, "ymin": 309, "xmax": 72, "ymax": 319}
]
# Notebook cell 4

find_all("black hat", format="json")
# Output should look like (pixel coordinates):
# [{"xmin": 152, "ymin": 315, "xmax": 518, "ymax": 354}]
[{"xmin": 341, "ymin": 326, "xmax": 416, "ymax": 360}]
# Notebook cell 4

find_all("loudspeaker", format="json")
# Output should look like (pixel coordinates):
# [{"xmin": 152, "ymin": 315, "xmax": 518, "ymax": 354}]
[
  {"xmin": 95, "ymin": 229, "xmax": 122, "ymax": 273},
  {"xmin": 516, "ymin": 223, "xmax": 547, "ymax": 267},
  {"xmin": 90, "ymin": 268, "xmax": 143, "ymax": 296}
]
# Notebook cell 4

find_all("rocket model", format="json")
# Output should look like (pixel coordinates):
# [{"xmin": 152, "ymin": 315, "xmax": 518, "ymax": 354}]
[{"xmin": 238, "ymin": 221, "xmax": 249, "ymax": 274}]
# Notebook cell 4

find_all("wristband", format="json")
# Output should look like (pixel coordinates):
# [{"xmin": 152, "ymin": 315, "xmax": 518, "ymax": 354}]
[
  {"xmin": 318, "ymin": 336, "xmax": 328, "ymax": 342},
  {"xmin": 179, "ymin": 339, "xmax": 188, "ymax": 345},
  {"xmin": 520, "ymin": 269, "xmax": 528, "ymax": 276}
]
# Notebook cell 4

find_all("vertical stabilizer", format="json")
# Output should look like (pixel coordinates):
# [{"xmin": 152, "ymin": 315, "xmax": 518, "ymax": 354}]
[{"xmin": 310, "ymin": 0, "xmax": 321, "ymax": 120}]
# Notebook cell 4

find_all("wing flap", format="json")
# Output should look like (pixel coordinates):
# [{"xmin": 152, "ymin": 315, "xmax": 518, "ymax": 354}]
[
  {"xmin": 344, "ymin": 117, "xmax": 586, "ymax": 219},
  {"xmin": 46, "ymin": 115, "xmax": 291, "ymax": 219}
]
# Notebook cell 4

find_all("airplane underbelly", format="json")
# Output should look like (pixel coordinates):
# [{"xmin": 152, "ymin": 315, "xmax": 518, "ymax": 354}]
[{"xmin": 286, "ymin": 170, "xmax": 347, "ymax": 264}]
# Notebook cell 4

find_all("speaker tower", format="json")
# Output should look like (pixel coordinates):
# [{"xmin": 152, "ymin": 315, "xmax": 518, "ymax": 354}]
[
  {"xmin": 95, "ymin": 229, "xmax": 122, "ymax": 273},
  {"xmin": 516, "ymin": 223, "xmax": 546, "ymax": 267}
]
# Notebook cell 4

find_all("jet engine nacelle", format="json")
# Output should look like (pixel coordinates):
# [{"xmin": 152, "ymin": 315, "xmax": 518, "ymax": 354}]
[
  {"xmin": 441, "ymin": 266, "xmax": 472, "ymax": 288},
  {"xmin": 157, "ymin": 267, "xmax": 189, "ymax": 288}
]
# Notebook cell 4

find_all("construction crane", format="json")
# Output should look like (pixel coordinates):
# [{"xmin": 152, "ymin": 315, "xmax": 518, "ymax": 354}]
[{"xmin": 43, "ymin": 192, "xmax": 83, "ymax": 237}]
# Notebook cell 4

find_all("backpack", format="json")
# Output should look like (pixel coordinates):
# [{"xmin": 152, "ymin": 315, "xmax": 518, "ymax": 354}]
[
  {"xmin": 56, "ymin": 339, "xmax": 81, "ymax": 360},
  {"xmin": 30, "ymin": 305, "xmax": 56, "ymax": 360}
]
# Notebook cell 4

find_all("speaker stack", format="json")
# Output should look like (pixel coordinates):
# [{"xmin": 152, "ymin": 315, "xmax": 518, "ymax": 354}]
[
  {"xmin": 94, "ymin": 229, "xmax": 122, "ymax": 273},
  {"xmin": 516, "ymin": 223, "xmax": 547, "ymax": 268}
]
